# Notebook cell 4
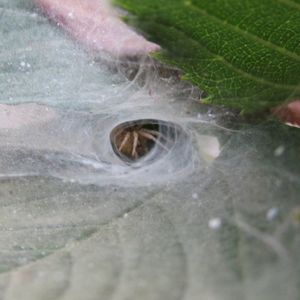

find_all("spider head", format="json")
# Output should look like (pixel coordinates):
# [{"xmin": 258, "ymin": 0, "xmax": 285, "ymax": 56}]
[{"xmin": 110, "ymin": 119, "xmax": 177, "ymax": 164}]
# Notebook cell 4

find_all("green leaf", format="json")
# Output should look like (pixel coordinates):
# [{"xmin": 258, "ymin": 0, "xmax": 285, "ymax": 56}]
[{"xmin": 114, "ymin": 0, "xmax": 300, "ymax": 113}]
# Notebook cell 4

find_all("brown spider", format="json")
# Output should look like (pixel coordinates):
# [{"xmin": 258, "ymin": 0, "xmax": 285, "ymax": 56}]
[{"xmin": 112, "ymin": 122, "xmax": 169, "ymax": 161}]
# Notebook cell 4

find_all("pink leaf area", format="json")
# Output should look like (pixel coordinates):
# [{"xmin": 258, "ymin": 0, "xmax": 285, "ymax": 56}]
[
  {"xmin": 35, "ymin": 0, "xmax": 160, "ymax": 58},
  {"xmin": 272, "ymin": 100, "xmax": 300, "ymax": 128},
  {"xmin": 0, "ymin": 104, "xmax": 56, "ymax": 130}
]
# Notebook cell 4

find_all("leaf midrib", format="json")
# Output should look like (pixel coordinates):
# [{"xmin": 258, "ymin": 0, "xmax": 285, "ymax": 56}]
[
  {"xmin": 277, "ymin": 0, "xmax": 300, "ymax": 11},
  {"xmin": 185, "ymin": 0, "xmax": 300, "ymax": 62}
]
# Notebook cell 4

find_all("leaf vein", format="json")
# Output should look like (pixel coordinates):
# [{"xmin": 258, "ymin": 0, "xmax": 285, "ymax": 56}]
[
  {"xmin": 157, "ymin": 21, "xmax": 300, "ymax": 90},
  {"xmin": 187, "ymin": 0, "xmax": 300, "ymax": 62},
  {"xmin": 277, "ymin": 0, "xmax": 300, "ymax": 11}
]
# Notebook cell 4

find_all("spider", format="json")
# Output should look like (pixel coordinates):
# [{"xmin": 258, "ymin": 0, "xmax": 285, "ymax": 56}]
[{"xmin": 111, "ymin": 121, "xmax": 170, "ymax": 161}]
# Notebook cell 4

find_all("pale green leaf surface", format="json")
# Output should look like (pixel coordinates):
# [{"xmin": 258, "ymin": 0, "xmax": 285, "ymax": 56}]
[{"xmin": 115, "ymin": 0, "xmax": 300, "ymax": 112}]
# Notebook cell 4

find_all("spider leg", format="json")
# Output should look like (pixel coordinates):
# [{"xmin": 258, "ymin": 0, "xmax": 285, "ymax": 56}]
[
  {"xmin": 132, "ymin": 131, "xmax": 139, "ymax": 159},
  {"xmin": 139, "ymin": 130, "xmax": 169, "ymax": 151},
  {"xmin": 140, "ymin": 129, "xmax": 161, "ymax": 137},
  {"xmin": 118, "ymin": 131, "xmax": 131, "ymax": 152},
  {"xmin": 141, "ymin": 129, "xmax": 172, "ymax": 143}
]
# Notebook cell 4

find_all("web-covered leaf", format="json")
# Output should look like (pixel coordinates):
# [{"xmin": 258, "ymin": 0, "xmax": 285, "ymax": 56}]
[{"xmin": 1, "ymin": 1, "xmax": 300, "ymax": 299}]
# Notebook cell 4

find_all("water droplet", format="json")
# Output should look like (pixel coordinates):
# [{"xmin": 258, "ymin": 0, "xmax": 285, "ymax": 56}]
[
  {"xmin": 208, "ymin": 218, "xmax": 222, "ymax": 230},
  {"xmin": 274, "ymin": 145, "xmax": 285, "ymax": 157},
  {"xmin": 192, "ymin": 192, "xmax": 199, "ymax": 199},
  {"xmin": 266, "ymin": 207, "xmax": 279, "ymax": 221},
  {"xmin": 68, "ymin": 11, "xmax": 74, "ymax": 19}
]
